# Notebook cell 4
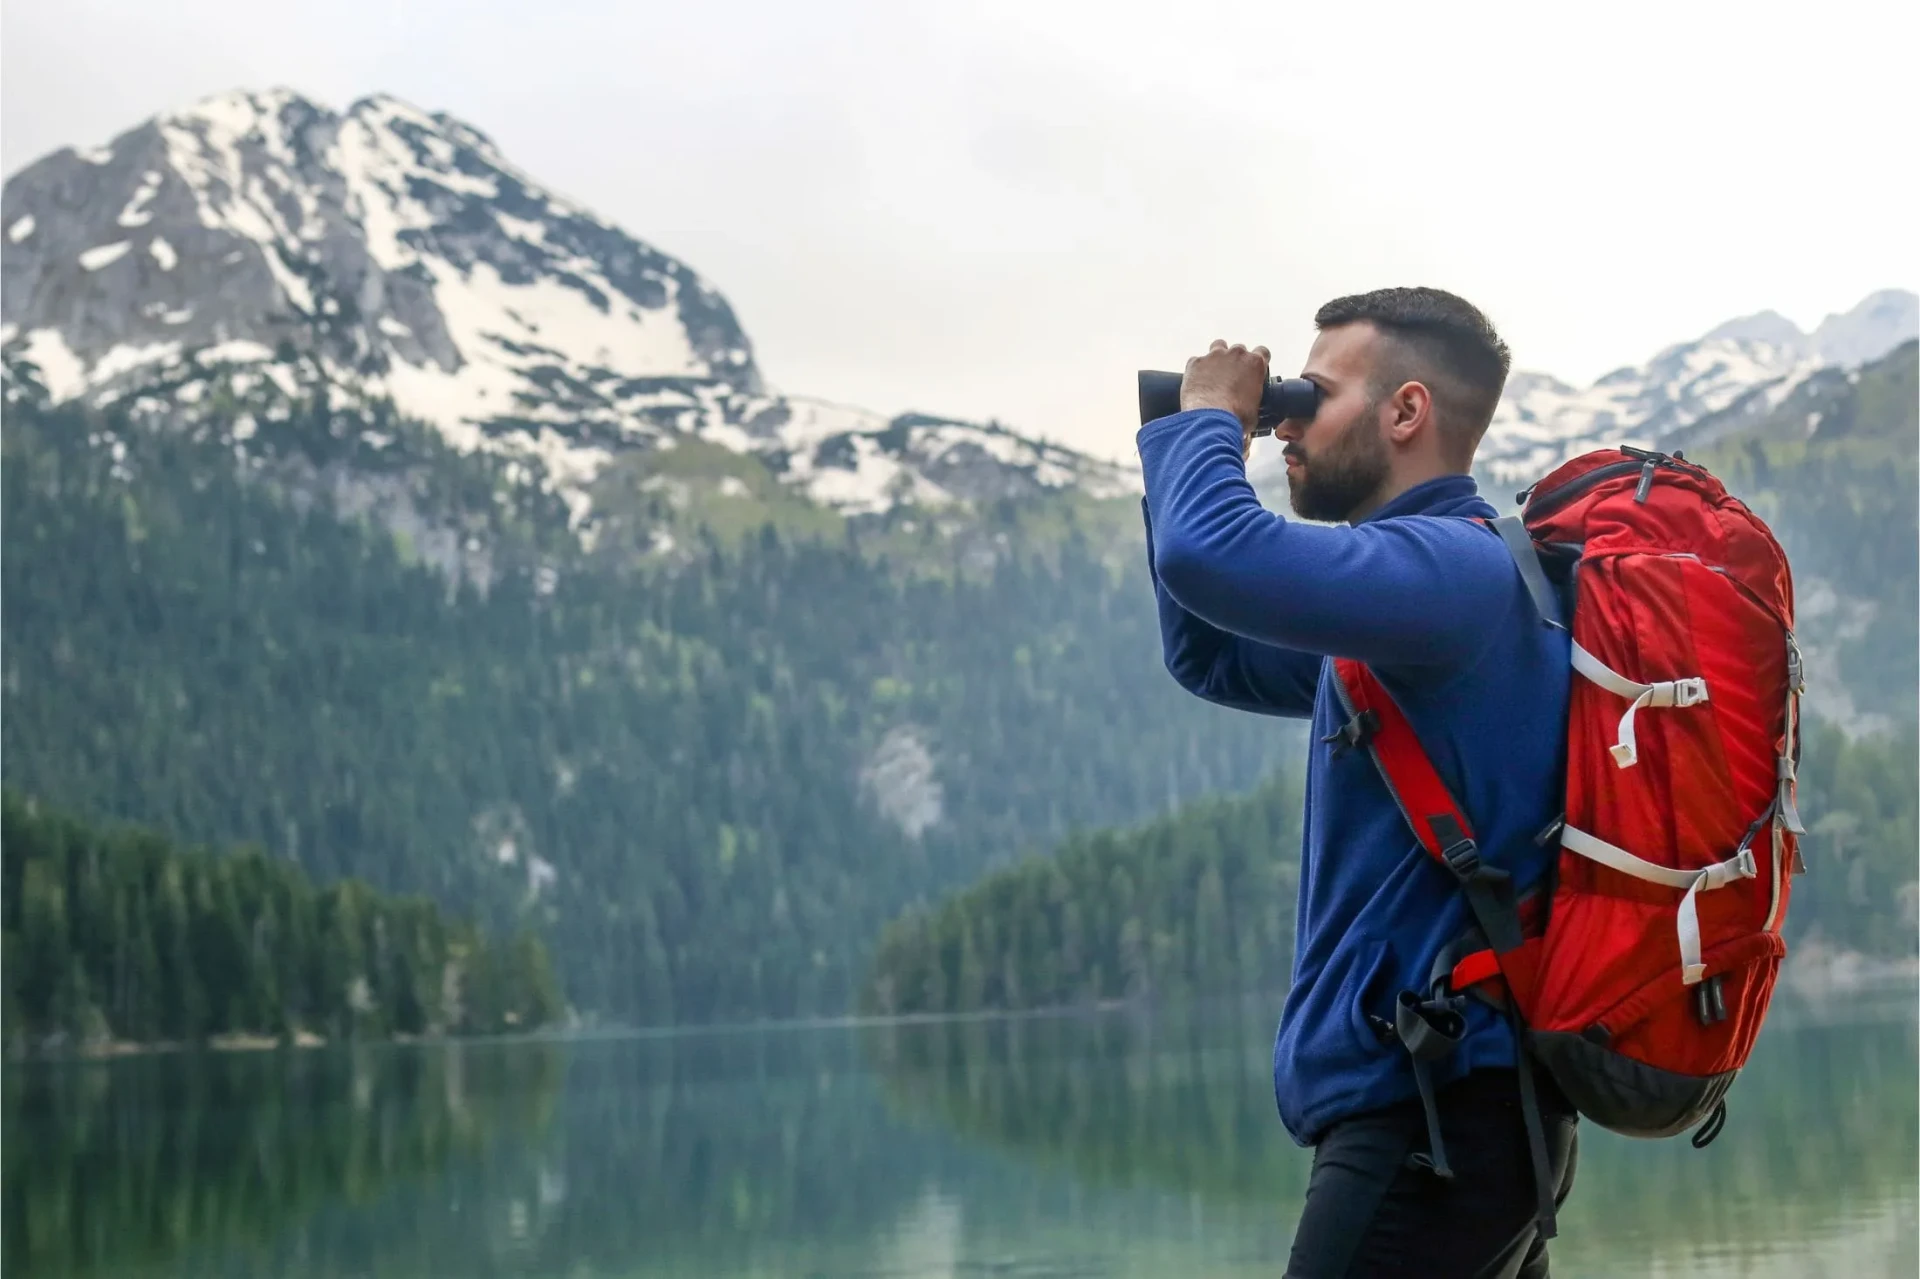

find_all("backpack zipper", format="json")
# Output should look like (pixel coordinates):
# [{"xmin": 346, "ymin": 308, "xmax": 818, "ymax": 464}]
[
  {"xmin": 1519, "ymin": 447, "xmax": 1699, "ymax": 519},
  {"xmin": 1519, "ymin": 459, "xmax": 1643, "ymax": 518}
]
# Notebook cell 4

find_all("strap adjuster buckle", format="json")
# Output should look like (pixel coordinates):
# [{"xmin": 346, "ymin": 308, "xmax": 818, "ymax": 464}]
[
  {"xmin": 1441, "ymin": 836, "xmax": 1481, "ymax": 879},
  {"xmin": 1322, "ymin": 709, "xmax": 1380, "ymax": 757}
]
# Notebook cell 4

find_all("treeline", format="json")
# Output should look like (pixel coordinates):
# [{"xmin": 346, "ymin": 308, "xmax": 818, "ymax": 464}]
[
  {"xmin": 1, "ymin": 791, "xmax": 564, "ymax": 1053},
  {"xmin": 862, "ymin": 720, "xmax": 1916, "ymax": 1017},
  {"xmin": 0, "ymin": 389, "xmax": 1297, "ymax": 1027},
  {"xmin": 862, "ymin": 770, "xmax": 1303, "ymax": 1016},
  {"xmin": 1791, "ymin": 718, "xmax": 1920, "ymax": 956}
]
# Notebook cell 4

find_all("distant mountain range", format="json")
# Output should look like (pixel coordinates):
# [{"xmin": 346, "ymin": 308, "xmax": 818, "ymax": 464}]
[
  {"xmin": 1248, "ymin": 291, "xmax": 1917, "ymax": 495},
  {"xmin": 1480, "ymin": 291, "xmax": 1915, "ymax": 481},
  {"xmin": 4, "ymin": 88, "xmax": 1913, "ymax": 527}
]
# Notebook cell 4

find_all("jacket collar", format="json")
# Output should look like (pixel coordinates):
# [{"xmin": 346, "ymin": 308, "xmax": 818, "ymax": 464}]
[{"xmin": 1356, "ymin": 473, "xmax": 1493, "ymax": 524}]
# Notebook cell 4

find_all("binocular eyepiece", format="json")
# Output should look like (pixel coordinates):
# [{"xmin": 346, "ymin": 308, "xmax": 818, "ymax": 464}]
[{"xmin": 1137, "ymin": 370, "xmax": 1321, "ymax": 436}]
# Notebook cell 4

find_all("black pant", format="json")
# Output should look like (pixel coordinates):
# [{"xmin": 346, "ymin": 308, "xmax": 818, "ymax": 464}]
[{"xmin": 1285, "ymin": 1067, "xmax": 1580, "ymax": 1279}]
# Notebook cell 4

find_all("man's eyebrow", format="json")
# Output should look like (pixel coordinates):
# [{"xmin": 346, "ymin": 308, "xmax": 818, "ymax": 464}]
[{"xmin": 1302, "ymin": 371, "xmax": 1337, "ymax": 390}]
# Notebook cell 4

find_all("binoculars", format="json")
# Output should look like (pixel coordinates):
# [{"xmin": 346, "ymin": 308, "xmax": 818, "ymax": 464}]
[{"xmin": 1136, "ymin": 370, "xmax": 1321, "ymax": 436}]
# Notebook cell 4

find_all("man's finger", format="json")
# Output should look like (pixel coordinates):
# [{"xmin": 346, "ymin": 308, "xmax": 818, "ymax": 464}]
[
  {"xmin": 1210, "ymin": 339, "xmax": 1228, "ymax": 353},
  {"xmin": 1254, "ymin": 345, "xmax": 1271, "ymax": 365}
]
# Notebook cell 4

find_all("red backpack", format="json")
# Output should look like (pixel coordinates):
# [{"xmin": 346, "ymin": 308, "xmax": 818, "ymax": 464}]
[{"xmin": 1334, "ymin": 445, "xmax": 1805, "ymax": 1239}]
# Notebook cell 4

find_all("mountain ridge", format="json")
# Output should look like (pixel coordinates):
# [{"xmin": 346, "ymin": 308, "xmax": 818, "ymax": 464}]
[
  {"xmin": 1, "ymin": 87, "xmax": 1136, "ymax": 532},
  {"xmin": 7, "ymin": 87, "xmax": 1912, "ymax": 528}
]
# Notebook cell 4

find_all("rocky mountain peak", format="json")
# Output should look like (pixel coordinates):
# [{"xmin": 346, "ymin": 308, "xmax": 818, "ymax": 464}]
[{"xmin": 4, "ymin": 87, "xmax": 1135, "ymax": 523}]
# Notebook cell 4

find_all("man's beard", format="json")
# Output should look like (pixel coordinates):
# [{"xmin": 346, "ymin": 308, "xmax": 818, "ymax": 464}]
[{"xmin": 1285, "ymin": 411, "xmax": 1390, "ymax": 523}]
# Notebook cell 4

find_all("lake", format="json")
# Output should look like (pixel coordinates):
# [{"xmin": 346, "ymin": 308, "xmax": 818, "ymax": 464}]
[{"xmin": 6, "ymin": 981, "xmax": 1915, "ymax": 1278}]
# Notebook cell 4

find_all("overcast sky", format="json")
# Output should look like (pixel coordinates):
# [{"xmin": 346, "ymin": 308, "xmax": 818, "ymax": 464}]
[{"xmin": 4, "ymin": 0, "xmax": 1916, "ymax": 460}]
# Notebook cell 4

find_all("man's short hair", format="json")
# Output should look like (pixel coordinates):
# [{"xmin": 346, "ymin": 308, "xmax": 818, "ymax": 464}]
[{"xmin": 1314, "ymin": 287, "xmax": 1512, "ymax": 464}]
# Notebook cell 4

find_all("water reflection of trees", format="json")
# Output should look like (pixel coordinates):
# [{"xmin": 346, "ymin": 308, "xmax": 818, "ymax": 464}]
[
  {"xmin": 11, "ymin": 996, "xmax": 1911, "ymax": 1277},
  {"xmin": 399, "ymin": 1029, "xmax": 945, "ymax": 1274},
  {"xmin": 866, "ymin": 990, "xmax": 1918, "ymax": 1269},
  {"xmin": 171, "ymin": 1028, "xmax": 955, "ymax": 1277},
  {"xmin": 867, "ymin": 998, "xmax": 1308, "ymax": 1201},
  {"xmin": 2, "ymin": 1040, "xmax": 561, "ymax": 1277},
  {"xmin": 8, "ymin": 1029, "xmax": 971, "ymax": 1278}
]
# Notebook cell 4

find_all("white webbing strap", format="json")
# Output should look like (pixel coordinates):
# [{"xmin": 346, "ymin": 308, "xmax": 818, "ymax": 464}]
[
  {"xmin": 1778, "ymin": 636, "xmax": 1807, "ymax": 835},
  {"xmin": 1764, "ymin": 821, "xmax": 1786, "ymax": 933},
  {"xmin": 1570, "ymin": 642, "xmax": 1709, "ymax": 769},
  {"xmin": 1560, "ymin": 825, "xmax": 1757, "ymax": 986}
]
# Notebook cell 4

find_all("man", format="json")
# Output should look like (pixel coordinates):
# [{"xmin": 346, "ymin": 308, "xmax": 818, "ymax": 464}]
[{"xmin": 1137, "ymin": 287, "xmax": 1578, "ymax": 1278}]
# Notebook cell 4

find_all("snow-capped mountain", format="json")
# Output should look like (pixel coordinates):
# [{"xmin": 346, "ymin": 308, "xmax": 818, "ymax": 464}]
[
  {"xmin": 1470, "ymin": 290, "xmax": 1916, "ymax": 485},
  {"xmin": 0, "ymin": 88, "xmax": 1134, "ymax": 520},
  {"xmin": 5, "ymin": 87, "xmax": 1909, "ymax": 520}
]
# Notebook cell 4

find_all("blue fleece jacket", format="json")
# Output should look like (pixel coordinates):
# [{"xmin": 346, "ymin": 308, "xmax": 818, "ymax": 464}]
[{"xmin": 1138, "ymin": 408, "xmax": 1570, "ymax": 1146}]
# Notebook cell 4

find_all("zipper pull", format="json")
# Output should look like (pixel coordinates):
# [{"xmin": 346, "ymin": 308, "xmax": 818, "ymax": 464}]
[{"xmin": 1633, "ymin": 459, "xmax": 1656, "ymax": 503}]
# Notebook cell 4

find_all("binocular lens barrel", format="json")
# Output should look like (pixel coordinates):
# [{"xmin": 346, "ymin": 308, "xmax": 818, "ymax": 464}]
[{"xmin": 1137, "ymin": 371, "xmax": 1320, "ymax": 435}]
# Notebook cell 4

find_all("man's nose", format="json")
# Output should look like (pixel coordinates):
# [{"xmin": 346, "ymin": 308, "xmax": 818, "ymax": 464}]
[{"xmin": 1274, "ymin": 418, "xmax": 1307, "ymax": 444}]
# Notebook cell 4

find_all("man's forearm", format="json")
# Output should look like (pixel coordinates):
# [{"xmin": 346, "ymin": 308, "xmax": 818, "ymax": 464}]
[{"xmin": 1144, "ymin": 499, "xmax": 1320, "ymax": 717}]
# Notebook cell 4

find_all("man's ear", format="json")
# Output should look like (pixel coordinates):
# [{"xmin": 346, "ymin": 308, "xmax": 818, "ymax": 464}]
[{"xmin": 1384, "ymin": 381, "xmax": 1433, "ymax": 447}]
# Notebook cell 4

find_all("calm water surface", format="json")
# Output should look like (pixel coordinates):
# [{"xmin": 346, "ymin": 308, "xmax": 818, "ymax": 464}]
[{"xmin": 6, "ymin": 983, "xmax": 1915, "ymax": 1278}]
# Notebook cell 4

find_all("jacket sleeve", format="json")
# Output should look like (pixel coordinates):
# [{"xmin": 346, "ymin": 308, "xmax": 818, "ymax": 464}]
[
  {"xmin": 1137, "ymin": 409, "xmax": 1514, "ymax": 672},
  {"xmin": 1143, "ymin": 498, "xmax": 1322, "ymax": 718}
]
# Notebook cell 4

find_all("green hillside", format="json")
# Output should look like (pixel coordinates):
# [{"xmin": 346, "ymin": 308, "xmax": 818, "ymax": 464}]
[
  {"xmin": 863, "ymin": 771, "xmax": 1302, "ymax": 1017},
  {"xmin": 0, "ymin": 377, "xmax": 1301, "ymax": 1028}
]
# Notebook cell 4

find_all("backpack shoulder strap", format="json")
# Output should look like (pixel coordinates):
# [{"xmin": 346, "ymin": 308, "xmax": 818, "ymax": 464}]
[
  {"xmin": 1488, "ymin": 515, "xmax": 1566, "ymax": 630},
  {"xmin": 1328, "ymin": 658, "xmax": 1522, "ymax": 953},
  {"xmin": 1328, "ymin": 656, "xmax": 1557, "ymax": 1238}
]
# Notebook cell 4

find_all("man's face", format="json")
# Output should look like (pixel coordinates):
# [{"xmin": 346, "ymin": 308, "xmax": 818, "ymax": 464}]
[{"xmin": 1277, "ymin": 323, "xmax": 1391, "ymax": 523}]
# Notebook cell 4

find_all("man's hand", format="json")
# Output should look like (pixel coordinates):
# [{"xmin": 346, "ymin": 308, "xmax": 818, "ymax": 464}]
[{"xmin": 1180, "ymin": 340, "xmax": 1270, "ymax": 459}]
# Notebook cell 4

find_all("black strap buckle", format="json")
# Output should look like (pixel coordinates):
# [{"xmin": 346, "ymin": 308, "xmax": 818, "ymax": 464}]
[
  {"xmin": 1393, "ymin": 991, "xmax": 1467, "ymax": 1182},
  {"xmin": 1429, "ymin": 814, "xmax": 1482, "ymax": 880},
  {"xmin": 1429, "ymin": 813, "xmax": 1526, "ymax": 952},
  {"xmin": 1321, "ymin": 709, "xmax": 1379, "ymax": 757},
  {"xmin": 1441, "ymin": 837, "xmax": 1481, "ymax": 879}
]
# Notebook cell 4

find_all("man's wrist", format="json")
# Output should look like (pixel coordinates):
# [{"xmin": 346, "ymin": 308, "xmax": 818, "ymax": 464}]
[
  {"xmin": 1179, "ymin": 392, "xmax": 1246, "ymax": 419},
  {"xmin": 1137, "ymin": 406, "xmax": 1243, "ymax": 455}
]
